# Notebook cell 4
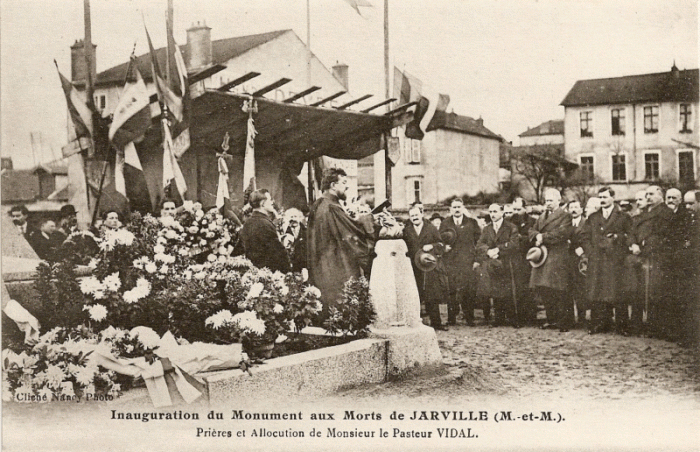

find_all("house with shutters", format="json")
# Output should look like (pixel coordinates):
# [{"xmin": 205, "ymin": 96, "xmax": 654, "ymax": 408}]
[{"xmin": 561, "ymin": 64, "xmax": 699, "ymax": 198}]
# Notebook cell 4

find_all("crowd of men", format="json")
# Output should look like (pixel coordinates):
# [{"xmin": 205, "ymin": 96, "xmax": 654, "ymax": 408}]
[
  {"xmin": 9, "ymin": 172, "xmax": 699, "ymax": 347},
  {"xmin": 406, "ymin": 186, "xmax": 699, "ymax": 348}
]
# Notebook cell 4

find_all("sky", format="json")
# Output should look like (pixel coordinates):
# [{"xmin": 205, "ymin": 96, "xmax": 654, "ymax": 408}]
[{"xmin": 1, "ymin": 0, "xmax": 698, "ymax": 169}]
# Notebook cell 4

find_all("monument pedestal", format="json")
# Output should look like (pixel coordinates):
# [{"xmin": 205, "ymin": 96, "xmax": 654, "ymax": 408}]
[{"xmin": 369, "ymin": 239, "xmax": 442, "ymax": 376}]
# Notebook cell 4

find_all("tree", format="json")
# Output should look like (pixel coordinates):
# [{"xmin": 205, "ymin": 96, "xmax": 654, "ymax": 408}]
[{"xmin": 509, "ymin": 143, "xmax": 578, "ymax": 204}]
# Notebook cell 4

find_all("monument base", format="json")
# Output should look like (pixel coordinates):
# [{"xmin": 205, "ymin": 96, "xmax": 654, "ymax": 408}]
[{"xmin": 369, "ymin": 324, "xmax": 443, "ymax": 377}]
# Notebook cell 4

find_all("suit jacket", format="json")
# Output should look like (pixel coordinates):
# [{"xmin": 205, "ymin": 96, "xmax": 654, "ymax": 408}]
[
  {"xmin": 28, "ymin": 230, "xmax": 66, "ymax": 261},
  {"xmin": 240, "ymin": 211, "xmax": 290, "ymax": 273},
  {"xmin": 403, "ymin": 220, "xmax": 447, "ymax": 301},
  {"xmin": 476, "ymin": 220, "xmax": 519, "ymax": 299},
  {"xmin": 286, "ymin": 223, "xmax": 307, "ymax": 273},
  {"xmin": 439, "ymin": 215, "xmax": 481, "ymax": 291},
  {"xmin": 528, "ymin": 208, "xmax": 572, "ymax": 291},
  {"xmin": 581, "ymin": 205, "xmax": 632, "ymax": 302},
  {"xmin": 510, "ymin": 213, "xmax": 535, "ymax": 285}
]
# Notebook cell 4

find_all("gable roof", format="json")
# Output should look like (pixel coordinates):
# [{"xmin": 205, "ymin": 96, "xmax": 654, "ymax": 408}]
[
  {"xmin": 519, "ymin": 119, "xmax": 564, "ymax": 137},
  {"xmin": 561, "ymin": 67, "xmax": 699, "ymax": 107},
  {"xmin": 93, "ymin": 29, "xmax": 290, "ymax": 87},
  {"xmin": 429, "ymin": 111, "xmax": 502, "ymax": 141}
]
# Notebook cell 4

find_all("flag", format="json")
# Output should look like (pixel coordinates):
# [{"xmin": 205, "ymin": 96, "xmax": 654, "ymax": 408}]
[
  {"xmin": 109, "ymin": 57, "xmax": 151, "ymax": 149},
  {"xmin": 55, "ymin": 61, "xmax": 92, "ymax": 140},
  {"xmin": 215, "ymin": 155, "xmax": 230, "ymax": 209},
  {"xmin": 162, "ymin": 119, "xmax": 187, "ymax": 198},
  {"xmin": 342, "ymin": 0, "xmax": 372, "ymax": 15},
  {"xmin": 145, "ymin": 25, "xmax": 183, "ymax": 123},
  {"xmin": 165, "ymin": 17, "xmax": 190, "ymax": 158},
  {"xmin": 393, "ymin": 67, "xmax": 450, "ymax": 140},
  {"xmin": 114, "ymin": 142, "xmax": 151, "ymax": 212}
]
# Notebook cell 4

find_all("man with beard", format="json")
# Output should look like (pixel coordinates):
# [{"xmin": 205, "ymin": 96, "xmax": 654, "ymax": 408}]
[
  {"xmin": 307, "ymin": 168, "xmax": 379, "ymax": 318},
  {"xmin": 529, "ymin": 188, "xmax": 572, "ymax": 332},
  {"xmin": 664, "ymin": 188, "xmax": 696, "ymax": 343},
  {"xmin": 621, "ymin": 190, "xmax": 651, "ymax": 335},
  {"xmin": 567, "ymin": 199, "xmax": 587, "ymax": 328},
  {"xmin": 510, "ymin": 197, "xmax": 537, "ymax": 325},
  {"xmin": 403, "ymin": 204, "xmax": 448, "ymax": 330},
  {"xmin": 240, "ymin": 189, "xmax": 290, "ymax": 274},
  {"xmin": 440, "ymin": 197, "xmax": 481, "ymax": 326},
  {"xmin": 476, "ymin": 204, "xmax": 520, "ymax": 327},
  {"xmin": 581, "ymin": 187, "xmax": 632, "ymax": 335}
]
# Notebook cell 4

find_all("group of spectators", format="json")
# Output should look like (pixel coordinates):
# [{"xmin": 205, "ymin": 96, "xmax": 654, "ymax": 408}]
[{"xmin": 405, "ymin": 186, "xmax": 699, "ymax": 348}]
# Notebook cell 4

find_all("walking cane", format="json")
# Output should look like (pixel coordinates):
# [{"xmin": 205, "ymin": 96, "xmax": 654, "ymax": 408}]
[
  {"xmin": 643, "ymin": 260, "xmax": 650, "ymax": 324},
  {"xmin": 509, "ymin": 260, "xmax": 518, "ymax": 322}
]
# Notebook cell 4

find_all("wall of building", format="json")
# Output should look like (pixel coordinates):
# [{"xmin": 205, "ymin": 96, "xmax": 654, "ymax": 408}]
[{"xmin": 564, "ymin": 101, "xmax": 699, "ymax": 198}]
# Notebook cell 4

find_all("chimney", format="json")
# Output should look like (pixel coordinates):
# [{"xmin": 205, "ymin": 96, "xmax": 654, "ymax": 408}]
[
  {"xmin": 70, "ymin": 39, "xmax": 97, "ymax": 83},
  {"xmin": 476, "ymin": 116, "xmax": 484, "ymax": 126},
  {"xmin": 332, "ymin": 62, "xmax": 349, "ymax": 91},
  {"xmin": 186, "ymin": 21, "xmax": 212, "ymax": 71},
  {"xmin": 671, "ymin": 61, "xmax": 680, "ymax": 78}
]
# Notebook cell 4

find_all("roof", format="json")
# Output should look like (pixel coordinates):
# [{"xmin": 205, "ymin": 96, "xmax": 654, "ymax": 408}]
[
  {"xmin": 192, "ymin": 90, "xmax": 398, "ymax": 162},
  {"xmin": 93, "ymin": 30, "xmax": 290, "ymax": 87},
  {"xmin": 561, "ymin": 67, "xmax": 699, "ymax": 107},
  {"xmin": 428, "ymin": 111, "xmax": 502, "ymax": 141},
  {"xmin": 507, "ymin": 143, "xmax": 579, "ymax": 170},
  {"xmin": 1, "ymin": 170, "xmax": 40, "ymax": 203},
  {"xmin": 34, "ymin": 163, "xmax": 68, "ymax": 175},
  {"xmin": 519, "ymin": 120, "xmax": 564, "ymax": 137}
]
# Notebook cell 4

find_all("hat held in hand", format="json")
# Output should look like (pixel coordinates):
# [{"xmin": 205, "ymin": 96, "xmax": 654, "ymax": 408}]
[
  {"xmin": 526, "ymin": 245, "xmax": 548, "ymax": 268},
  {"xmin": 414, "ymin": 249, "xmax": 439, "ymax": 272},
  {"xmin": 439, "ymin": 228, "xmax": 457, "ymax": 247}
]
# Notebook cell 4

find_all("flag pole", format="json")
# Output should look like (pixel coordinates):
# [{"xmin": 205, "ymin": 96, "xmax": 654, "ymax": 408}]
[
  {"xmin": 83, "ymin": 0, "xmax": 95, "ymax": 220},
  {"xmin": 383, "ymin": 0, "xmax": 392, "ymax": 202}
]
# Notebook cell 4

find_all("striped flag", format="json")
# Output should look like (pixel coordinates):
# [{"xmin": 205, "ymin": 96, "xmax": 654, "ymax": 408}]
[
  {"xmin": 393, "ymin": 67, "xmax": 450, "ymax": 140},
  {"xmin": 55, "ymin": 61, "xmax": 92, "ymax": 140},
  {"xmin": 109, "ymin": 57, "xmax": 151, "ymax": 149},
  {"xmin": 166, "ymin": 16, "xmax": 190, "ymax": 158},
  {"xmin": 162, "ymin": 118, "xmax": 188, "ymax": 198}
]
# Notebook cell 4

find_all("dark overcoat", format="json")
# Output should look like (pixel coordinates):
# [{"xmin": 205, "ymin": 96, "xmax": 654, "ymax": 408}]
[
  {"xmin": 240, "ymin": 211, "xmax": 290, "ymax": 273},
  {"xmin": 403, "ymin": 221, "xmax": 448, "ymax": 302},
  {"xmin": 475, "ymin": 220, "xmax": 520, "ymax": 299},
  {"xmin": 528, "ymin": 208, "xmax": 572, "ymax": 291},
  {"xmin": 28, "ymin": 230, "xmax": 66, "ymax": 261},
  {"xmin": 510, "ymin": 213, "xmax": 535, "ymax": 288},
  {"xmin": 307, "ymin": 193, "xmax": 377, "ymax": 315},
  {"xmin": 439, "ymin": 215, "xmax": 480, "ymax": 292},
  {"xmin": 568, "ymin": 217, "xmax": 588, "ymax": 294},
  {"xmin": 629, "ymin": 203, "xmax": 673, "ymax": 300},
  {"xmin": 581, "ymin": 206, "xmax": 632, "ymax": 303}
]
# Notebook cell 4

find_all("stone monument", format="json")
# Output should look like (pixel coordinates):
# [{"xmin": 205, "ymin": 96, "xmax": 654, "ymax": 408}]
[{"xmin": 368, "ymin": 239, "xmax": 443, "ymax": 376}]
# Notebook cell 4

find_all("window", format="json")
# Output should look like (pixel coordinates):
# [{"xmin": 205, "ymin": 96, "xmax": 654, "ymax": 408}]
[
  {"xmin": 611, "ymin": 154, "xmax": 626, "ymax": 181},
  {"xmin": 611, "ymin": 108, "xmax": 625, "ymax": 135},
  {"xmin": 580, "ymin": 155, "xmax": 594, "ymax": 182},
  {"xmin": 405, "ymin": 138, "xmax": 421, "ymax": 164},
  {"xmin": 406, "ymin": 178, "xmax": 422, "ymax": 203},
  {"xmin": 680, "ymin": 104, "xmax": 692, "ymax": 133},
  {"xmin": 644, "ymin": 153, "xmax": 660, "ymax": 180},
  {"xmin": 94, "ymin": 94, "xmax": 106, "ymax": 112},
  {"xmin": 580, "ymin": 111, "xmax": 593, "ymax": 138},
  {"xmin": 678, "ymin": 150, "xmax": 695, "ymax": 183},
  {"xmin": 644, "ymin": 106, "xmax": 659, "ymax": 133}
]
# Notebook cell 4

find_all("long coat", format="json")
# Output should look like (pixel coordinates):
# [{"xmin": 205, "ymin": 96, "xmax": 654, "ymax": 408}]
[
  {"xmin": 28, "ymin": 230, "xmax": 66, "ymax": 261},
  {"xmin": 627, "ymin": 203, "xmax": 673, "ymax": 300},
  {"xmin": 439, "ymin": 215, "xmax": 481, "ymax": 292},
  {"xmin": 476, "ymin": 221, "xmax": 520, "ymax": 299},
  {"xmin": 528, "ymin": 208, "xmax": 572, "ymax": 291},
  {"xmin": 240, "ymin": 211, "xmax": 290, "ymax": 273},
  {"xmin": 581, "ymin": 206, "xmax": 632, "ymax": 303},
  {"xmin": 510, "ymin": 213, "xmax": 535, "ymax": 289},
  {"xmin": 307, "ymin": 192, "xmax": 377, "ymax": 316},
  {"xmin": 568, "ymin": 217, "xmax": 588, "ymax": 295},
  {"xmin": 403, "ymin": 221, "xmax": 447, "ymax": 302}
]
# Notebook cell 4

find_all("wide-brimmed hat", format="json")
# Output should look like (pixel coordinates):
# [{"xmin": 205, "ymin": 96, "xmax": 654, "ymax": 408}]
[
  {"xmin": 60, "ymin": 204, "xmax": 77, "ymax": 216},
  {"xmin": 578, "ymin": 255, "xmax": 589, "ymax": 276},
  {"xmin": 429, "ymin": 213, "xmax": 443, "ymax": 221},
  {"xmin": 414, "ymin": 249, "xmax": 439, "ymax": 272},
  {"xmin": 526, "ymin": 245, "xmax": 548, "ymax": 268},
  {"xmin": 439, "ymin": 228, "xmax": 457, "ymax": 247}
]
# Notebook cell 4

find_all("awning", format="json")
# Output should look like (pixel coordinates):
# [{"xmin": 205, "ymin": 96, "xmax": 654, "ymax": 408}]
[{"xmin": 191, "ymin": 90, "xmax": 400, "ymax": 163}]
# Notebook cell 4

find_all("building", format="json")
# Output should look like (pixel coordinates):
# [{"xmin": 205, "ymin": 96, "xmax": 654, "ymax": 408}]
[
  {"xmin": 561, "ymin": 65, "xmax": 699, "ymax": 199},
  {"xmin": 68, "ymin": 27, "xmax": 371, "ymax": 214},
  {"xmin": 501, "ymin": 119, "xmax": 569, "ymax": 203},
  {"xmin": 359, "ymin": 110, "xmax": 502, "ymax": 210}
]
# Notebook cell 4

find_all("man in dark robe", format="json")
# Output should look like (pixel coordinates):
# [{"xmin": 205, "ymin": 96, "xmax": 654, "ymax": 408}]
[
  {"xmin": 240, "ymin": 189, "xmax": 290, "ymax": 274},
  {"xmin": 307, "ymin": 168, "xmax": 377, "ymax": 318},
  {"xmin": 510, "ymin": 197, "xmax": 537, "ymax": 325}
]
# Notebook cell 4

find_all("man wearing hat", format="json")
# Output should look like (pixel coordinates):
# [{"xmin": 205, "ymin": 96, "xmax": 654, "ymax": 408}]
[
  {"xmin": 581, "ymin": 187, "xmax": 632, "ymax": 335},
  {"xmin": 440, "ymin": 197, "xmax": 481, "ymax": 326},
  {"xmin": 510, "ymin": 198, "xmax": 537, "ymax": 326},
  {"xmin": 476, "ymin": 204, "xmax": 520, "ymax": 327},
  {"xmin": 58, "ymin": 204, "xmax": 78, "ymax": 237},
  {"xmin": 528, "ymin": 188, "xmax": 573, "ymax": 332},
  {"xmin": 403, "ymin": 205, "xmax": 448, "ymax": 330}
]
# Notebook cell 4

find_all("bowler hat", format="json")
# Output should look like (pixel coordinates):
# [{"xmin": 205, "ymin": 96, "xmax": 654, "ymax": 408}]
[
  {"xmin": 439, "ymin": 228, "xmax": 457, "ymax": 247},
  {"xmin": 526, "ymin": 245, "xmax": 548, "ymax": 268},
  {"xmin": 429, "ymin": 213, "xmax": 443, "ymax": 221},
  {"xmin": 578, "ymin": 255, "xmax": 589, "ymax": 276},
  {"xmin": 60, "ymin": 204, "xmax": 77, "ymax": 216},
  {"xmin": 414, "ymin": 249, "xmax": 439, "ymax": 272}
]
